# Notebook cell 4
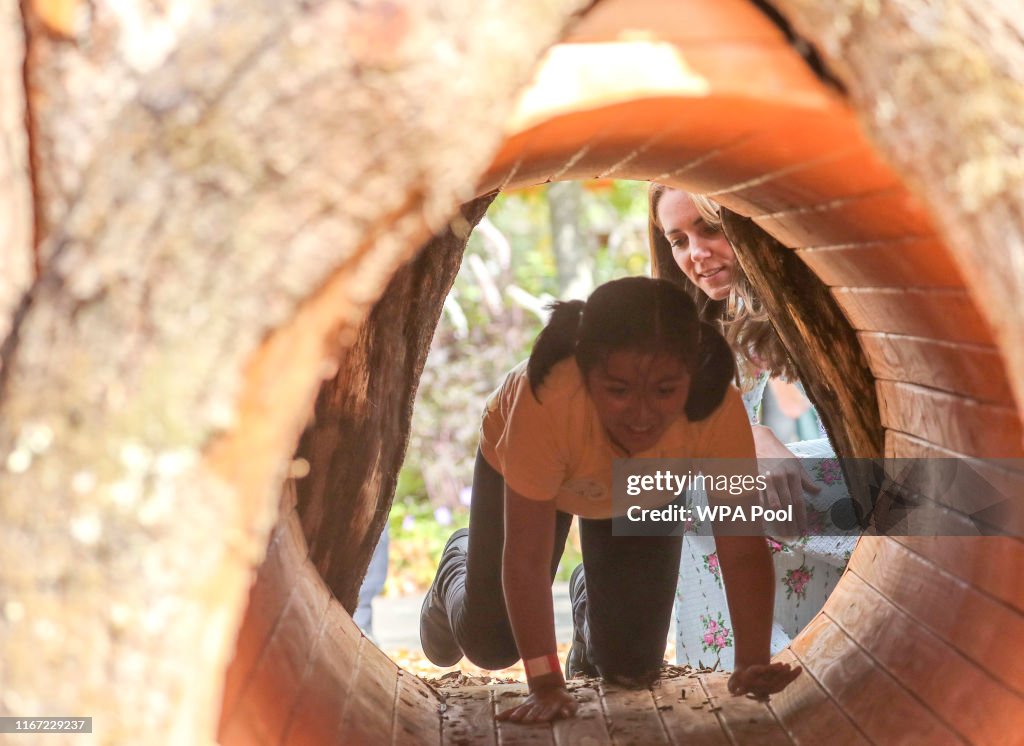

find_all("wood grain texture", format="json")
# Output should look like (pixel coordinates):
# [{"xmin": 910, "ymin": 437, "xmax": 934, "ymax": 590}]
[
  {"xmin": 848, "ymin": 537, "xmax": 1024, "ymax": 698},
  {"xmin": 600, "ymin": 682, "xmax": 670, "ymax": 745},
  {"xmin": 393, "ymin": 672, "xmax": 442, "ymax": 746},
  {"xmin": 222, "ymin": 562, "xmax": 330, "ymax": 745},
  {"xmin": 767, "ymin": 649, "xmax": 870, "ymax": 746},
  {"xmin": 796, "ymin": 238, "xmax": 964, "ymax": 288},
  {"xmin": 877, "ymin": 380, "xmax": 1024, "ymax": 458},
  {"xmin": 833, "ymin": 288, "xmax": 995, "ymax": 345},
  {"xmin": 650, "ymin": 676, "xmax": 731, "ymax": 746},
  {"xmin": 755, "ymin": 190, "xmax": 935, "ymax": 249},
  {"xmin": 553, "ymin": 684, "xmax": 611, "ymax": 746},
  {"xmin": 828, "ymin": 569, "xmax": 1024, "ymax": 744},
  {"xmin": 878, "ymin": 427, "xmax": 1024, "ymax": 534},
  {"xmin": 336, "ymin": 639, "xmax": 401, "ymax": 746},
  {"xmin": 442, "ymin": 686, "xmax": 496, "ymax": 746},
  {"xmin": 860, "ymin": 333, "xmax": 1014, "ymax": 405},
  {"xmin": 220, "ymin": 507, "xmax": 315, "ymax": 734},
  {"xmin": 281, "ymin": 604, "xmax": 364, "ymax": 746},
  {"xmin": 789, "ymin": 615, "xmax": 961, "ymax": 745},
  {"xmin": 4, "ymin": 1, "xmax": 588, "ymax": 738},
  {"xmin": 12, "ymin": 0, "xmax": 1024, "ymax": 741},
  {"xmin": 666, "ymin": 113, "xmax": 866, "ymax": 196},
  {"xmin": 698, "ymin": 674, "xmax": 792, "ymax": 746},
  {"xmin": 220, "ymin": 522, "xmax": 296, "ymax": 726},
  {"xmin": 714, "ymin": 147, "xmax": 900, "ymax": 217},
  {"xmin": 885, "ymin": 429, "xmax": 1024, "ymax": 480},
  {"xmin": 889, "ymin": 534, "xmax": 1024, "ymax": 617},
  {"xmin": 487, "ymin": 99, "xmax": 811, "ymax": 195}
]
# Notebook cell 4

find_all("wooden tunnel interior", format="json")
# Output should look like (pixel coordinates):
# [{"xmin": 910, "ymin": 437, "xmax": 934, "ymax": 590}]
[{"xmin": 216, "ymin": 1, "xmax": 1024, "ymax": 744}]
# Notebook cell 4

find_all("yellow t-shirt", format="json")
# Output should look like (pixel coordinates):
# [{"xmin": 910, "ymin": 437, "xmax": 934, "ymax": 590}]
[{"xmin": 479, "ymin": 358, "xmax": 755, "ymax": 518}]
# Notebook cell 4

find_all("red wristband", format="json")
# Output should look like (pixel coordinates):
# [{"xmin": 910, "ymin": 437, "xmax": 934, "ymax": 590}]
[{"xmin": 523, "ymin": 653, "xmax": 562, "ymax": 682}]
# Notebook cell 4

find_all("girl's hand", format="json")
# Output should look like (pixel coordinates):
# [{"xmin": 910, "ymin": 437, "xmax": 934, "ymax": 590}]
[
  {"xmin": 496, "ymin": 684, "xmax": 578, "ymax": 723},
  {"xmin": 728, "ymin": 662, "xmax": 802, "ymax": 698}
]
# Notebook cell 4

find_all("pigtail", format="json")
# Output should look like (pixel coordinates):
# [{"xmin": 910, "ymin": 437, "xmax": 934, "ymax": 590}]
[
  {"xmin": 528, "ymin": 300, "xmax": 585, "ymax": 399},
  {"xmin": 684, "ymin": 322, "xmax": 735, "ymax": 421}
]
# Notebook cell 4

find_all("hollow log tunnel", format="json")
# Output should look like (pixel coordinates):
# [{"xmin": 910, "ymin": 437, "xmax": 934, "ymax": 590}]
[
  {"xmin": 3, "ymin": 0, "xmax": 1024, "ymax": 743},
  {"xmin": 213, "ymin": 1, "xmax": 1024, "ymax": 744}
]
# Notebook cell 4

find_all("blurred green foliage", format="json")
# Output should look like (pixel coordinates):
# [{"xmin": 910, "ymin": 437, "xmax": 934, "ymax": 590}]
[{"xmin": 387, "ymin": 180, "xmax": 651, "ymax": 591}]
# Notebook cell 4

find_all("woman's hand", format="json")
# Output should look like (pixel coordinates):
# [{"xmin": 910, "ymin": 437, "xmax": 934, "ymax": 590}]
[
  {"xmin": 752, "ymin": 425, "xmax": 816, "ymax": 532},
  {"xmin": 496, "ymin": 683, "xmax": 578, "ymax": 723},
  {"xmin": 728, "ymin": 661, "xmax": 802, "ymax": 698}
]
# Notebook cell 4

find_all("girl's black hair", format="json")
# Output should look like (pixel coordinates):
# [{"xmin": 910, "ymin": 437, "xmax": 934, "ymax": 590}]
[
  {"xmin": 527, "ymin": 277, "xmax": 734, "ymax": 421},
  {"xmin": 528, "ymin": 299, "xmax": 586, "ymax": 393},
  {"xmin": 686, "ymin": 321, "xmax": 735, "ymax": 420}
]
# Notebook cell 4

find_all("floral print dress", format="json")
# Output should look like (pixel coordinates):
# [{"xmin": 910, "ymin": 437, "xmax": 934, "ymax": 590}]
[{"xmin": 673, "ymin": 370, "xmax": 858, "ymax": 669}]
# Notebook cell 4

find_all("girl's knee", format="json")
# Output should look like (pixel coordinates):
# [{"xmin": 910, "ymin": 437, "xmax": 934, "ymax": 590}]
[
  {"xmin": 596, "ymin": 660, "xmax": 662, "ymax": 688},
  {"xmin": 461, "ymin": 643, "xmax": 519, "ymax": 672}
]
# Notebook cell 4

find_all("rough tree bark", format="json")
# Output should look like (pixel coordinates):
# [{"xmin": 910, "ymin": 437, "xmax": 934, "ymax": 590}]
[
  {"xmin": 0, "ymin": 1, "xmax": 587, "ymax": 743},
  {"xmin": 295, "ymin": 195, "xmax": 496, "ymax": 610},
  {"xmin": 770, "ymin": 0, "xmax": 1024, "ymax": 430},
  {"xmin": 0, "ymin": 0, "xmax": 32, "ymax": 347}
]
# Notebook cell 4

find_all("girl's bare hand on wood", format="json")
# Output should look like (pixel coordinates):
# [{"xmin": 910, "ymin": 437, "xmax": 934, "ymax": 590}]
[{"xmin": 496, "ymin": 685, "xmax": 578, "ymax": 723}]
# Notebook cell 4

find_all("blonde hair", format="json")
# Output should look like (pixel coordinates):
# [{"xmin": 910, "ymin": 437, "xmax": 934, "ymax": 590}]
[{"xmin": 648, "ymin": 183, "xmax": 797, "ymax": 384}]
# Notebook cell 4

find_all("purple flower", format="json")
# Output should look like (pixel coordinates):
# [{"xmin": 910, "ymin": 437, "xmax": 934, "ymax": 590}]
[
  {"xmin": 458, "ymin": 486, "xmax": 473, "ymax": 507},
  {"xmin": 402, "ymin": 514, "xmax": 415, "ymax": 532},
  {"xmin": 434, "ymin": 506, "xmax": 453, "ymax": 526}
]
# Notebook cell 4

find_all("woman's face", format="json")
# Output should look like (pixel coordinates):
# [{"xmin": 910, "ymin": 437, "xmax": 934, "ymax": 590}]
[
  {"xmin": 656, "ymin": 190, "xmax": 736, "ymax": 301},
  {"xmin": 586, "ymin": 350, "xmax": 690, "ymax": 455}
]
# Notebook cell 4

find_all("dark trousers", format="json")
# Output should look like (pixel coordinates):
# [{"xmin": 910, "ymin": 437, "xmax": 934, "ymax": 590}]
[{"xmin": 438, "ymin": 450, "xmax": 682, "ymax": 679}]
